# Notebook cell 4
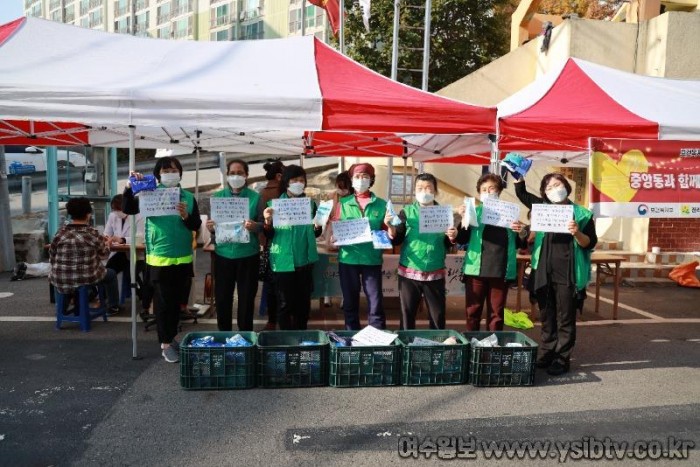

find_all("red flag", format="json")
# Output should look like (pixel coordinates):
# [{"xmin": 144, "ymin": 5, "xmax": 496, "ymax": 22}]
[{"xmin": 308, "ymin": 0, "xmax": 340, "ymax": 36}]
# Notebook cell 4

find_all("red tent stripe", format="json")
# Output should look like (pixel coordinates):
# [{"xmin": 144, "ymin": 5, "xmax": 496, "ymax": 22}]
[
  {"xmin": 499, "ymin": 60, "xmax": 659, "ymax": 151},
  {"xmin": 313, "ymin": 39, "xmax": 496, "ymax": 134},
  {"xmin": 0, "ymin": 18, "xmax": 25, "ymax": 46}
]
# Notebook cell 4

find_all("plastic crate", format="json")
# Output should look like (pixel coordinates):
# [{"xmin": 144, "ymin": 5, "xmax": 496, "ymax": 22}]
[
  {"xmin": 464, "ymin": 331, "xmax": 537, "ymax": 387},
  {"xmin": 179, "ymin": 331, "xmax": 257, "ymax": 390},
  {"xmin": 256, "ymin": 331, "xmax": 329, "ymax": 388},
  {"xmin": 397, "ymin": 330, "xmax": 468, "ymax": 386},
  {"xmin": 328, "ymin": 331, "xmax": 401, "ymax": 387}
]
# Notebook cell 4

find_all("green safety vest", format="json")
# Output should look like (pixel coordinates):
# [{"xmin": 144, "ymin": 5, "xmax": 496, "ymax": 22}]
[
  {"xmin": 462, "ymin": 205, "xmax": 518, "ymax": 281},
  {"xmin": 337, "ymin": 193, "xmax": 387, "ymax": 266},
  {"xmin": 399, "ymin": 201, "xmax": 448, "ymax": 272},
  {"xmin": 211, "ymin": 187, "xmax": 260, "ymax": 260},
  {"xmin": 268, "ymin": 194, "xmax": 318, "ymax": 272},
  {"xmin": 145, "ymin": 185, "xmax": 195, "ymax": 267},
  {"xmin": 531, "ymin": 203, "xmax": 593, "ymax": 291}
]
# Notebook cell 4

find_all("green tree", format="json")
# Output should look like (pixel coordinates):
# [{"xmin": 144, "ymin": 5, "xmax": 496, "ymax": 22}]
[
  {"xmin": 538, "ymin": 0, "xmax": 623, "ymax": 19},
  {"xmin": 334, "ymin": 0, "xmax": 516, "ymax": 92}
]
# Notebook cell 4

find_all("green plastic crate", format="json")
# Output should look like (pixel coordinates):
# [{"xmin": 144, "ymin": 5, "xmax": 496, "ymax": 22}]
[
  {"xmin": 464, "ymin": 331, "xmax": 537, "ymax": 387},
  {"xmin": 256, "ymin": 331, "xmax": 329, "ymax": 388},
  {"xmin": 397, "ymin": 330, "xmax": 468, "ymax": 386},
  {"xmin": 179, "ymin": 331, "xmax": 257, "ymax": 390},
  {"xmin": 328, "ymin": 331, "xmax": 401, "ymax": 387}
]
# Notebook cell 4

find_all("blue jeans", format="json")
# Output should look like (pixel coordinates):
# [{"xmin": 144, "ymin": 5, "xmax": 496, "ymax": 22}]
[{"xmin": 338, "ymin": 263, "xmax": 385, "ymax": 330}]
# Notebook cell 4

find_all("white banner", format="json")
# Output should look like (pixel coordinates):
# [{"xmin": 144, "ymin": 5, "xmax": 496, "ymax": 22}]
[
  {"xmin": 419, "ymin": 205, "xmax": 453, "ymax": 234},
  {"xmin": 272, "ymin": 197, "xmax": 313, "ymax": 226},
  {"xmin": 332, "ymin": 218, "xmax": 372, "ymax": 246},
  {"xmin": 210, "ymin": 197, "xmax": 248, "ymax": 223},
  {"xmin": 138, "ymin": 187, "xmax": 180, "ymax": 217},
  {"xmin": 481, "ymin": 198, "xmax": 520, "ymax": 228},
  {"xmin": 531, "ymin": 204, "xmax": 573, "ymax": 233}
]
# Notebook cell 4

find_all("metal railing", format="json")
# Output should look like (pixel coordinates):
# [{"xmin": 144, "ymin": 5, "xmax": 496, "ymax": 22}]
[
  {"xmin": 210, "ymin": 15, "xmax": 230, "ymax": 28},
  {"xmin": 173, "ymin": 25, "xmax": 193, "ymax": 39},
  {"xmin": 88, "ymin": 0, "xmax": 103, "ymax": 10},
  {"xmin": 171, "ymin": 1, "xmax": 193, "ymax": 18},
  {"xmin": 49, "ymin": 0, "xmax": 62, "ymax": 11},
  {"xmin": 242, "ymin": 31, "xmax": 264, "ymax": 40}
]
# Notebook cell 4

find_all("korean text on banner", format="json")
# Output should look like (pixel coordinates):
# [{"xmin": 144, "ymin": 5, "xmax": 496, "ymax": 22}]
[
  {"xmin": 272, "ymin": 198, "xmax": 313, "ymax": 226},
  {"xmin": 419, "ymin": 205, "xmax": 453, "ymax": 234},
  {"xmin": 332, "ymin": 218, "xmax": 372, "ymax": 246},
  {"xmin": 589, "ymin": 138, "xmax": 700, "ymax": 218},
  {"xmin": 210, "ymin": 197, "xmax": 248, "ymax": 223},
  {"xmin": 481, "ymin": 198, "xmax": 520, "ymax": 228},
  {"xmin": 531, "ymin": 204, "xmax": 573, "ymax": 233},
  {"xmin": 138, "ymin": 187, "xmax": 180, "ymax": 217}
]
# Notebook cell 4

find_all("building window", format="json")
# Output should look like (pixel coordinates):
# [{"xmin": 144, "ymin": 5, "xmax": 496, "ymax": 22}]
[
  {"xmin": 135, "ymin": 12, "xmax": 149, "ymax": 33},
  {"xmin": 50, "ymin": 9, "xmax": 62, "ymax": 22},
  {"xmin": 49, "ymin": 0, "xmax": 62, "ymax": 11},
  {"xmin": 88, "ymin": 0, "xmax": 103, "ymax": 10},
  {"xmin": 80, "ymin": 16, "xmax": 89, "ymax": 28},
  {"xmin": 135, "ymin": 0, "xmax": 149, "ymax": 11},
  {"xmin": 89, "ymin": 9, "xmax": 102, "ymax": 28},
  {"xmin": 288, "ymin": 8, "xmax": 301, "ymax": 34},
  {"xmin": 114, "ymin": 16, "xmax": 130, "ymax": 34},
  {"xmin": 173, "ymin": 17, "xmax": 192, "ymax": 39},
  {"xmin": 305, "ymin": 5, "xmax": 316, "ymax": 28},
  {"xmin": 242, "ymin": 20, "xmax": 263, "ymax": 40},
  {"xmin": 157, "ymin": 25, "xmax": 171, "ymax": 39},
  {"xmin": 114, "ymin": 0, "xmax": 128, "ymax": 17},
  {"xmin": 210, "ymin": 29, "xmax": 231, "ymax": 41},
  {"xmin": 29, "ymin": 3, "xmax": 43, "ymax": 17},
  {"xmin": 172, "ymin": 0, "xmax": 193, "ymax": 18},
  {"xmin": 211, "ymin": 3, "xmax": 231, "ymax": 28},
  {"xmin": 79, "ymin": 0, "xmax": 89, "ymax": 16},
  {"xmin": 157, "ymin": 4, "xmax": 171, "ymax": 24}
]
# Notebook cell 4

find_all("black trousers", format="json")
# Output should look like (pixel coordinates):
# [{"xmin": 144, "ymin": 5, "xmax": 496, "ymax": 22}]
[
  {"xmin": 537, "ymin": 282, "xmax": 577, "ymax": 364},
  {"xmin": 398, "ymin": 276, "xmax": 446, "ymax": 330},
  {"xmin": 214, "ymin": 253, "xmax": 260, "ymax": 332},
  {"xmin": 107, "ymin": 252, "xmax": 153, "ymax": 310},
  {"xmin": 274, "ymin": 265, "xmax": 313, "ymax": 330},
  {"xmin": 151, "ymin": 263, "xmax": 193, "ymax": 344}
]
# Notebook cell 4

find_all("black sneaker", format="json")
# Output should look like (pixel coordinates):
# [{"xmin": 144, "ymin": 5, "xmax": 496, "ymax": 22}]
[
  {"xmin": 108, "ymin": 306, "xmax": 121, "ymax": 316},
  {"xmin": 546, "ymin": 360, "xmax": 570, "ymax": 376},
  {"xmin": 536, "ymin": 355, "xmax": 554, "ymax": 369}
]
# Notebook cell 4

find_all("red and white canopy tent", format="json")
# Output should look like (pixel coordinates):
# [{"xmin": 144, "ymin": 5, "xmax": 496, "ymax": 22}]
[
  {"xmin": 494, "ymin": 57, "xmax": 700, "ymax": 167},
  {"xmin": 0, "ymin": 17, "xmax": 494, "ymax": 160},
  {"xmin": 0, "ymin": 17, "xmax": 496, "ymax": 356}
]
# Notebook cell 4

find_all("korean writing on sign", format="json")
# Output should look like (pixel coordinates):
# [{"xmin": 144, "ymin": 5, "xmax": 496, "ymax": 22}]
[
  {"xmin": 629, "ymin": 173, "xmax": 677, "ymax": 190},
  {"xmin": 678, "ymin": 174, "xmax": 700, "ymax": 190},
  {"xmin": 138, "ymin": 187, "xmax": 180, "ymax": 217},
  {"xmin": 530, "ymin": 204, "xmax": 573, "ymax": 234},
  {"xmin": 481, "ymin": 198, "xmax": 520, "ymax": 228},
  {"xmin": 680, "ymin": 148, "xmax": 700, "ymax": 157},
  {"xmin": 210, "ymin": 197, "xmax": 248, "ymax": 223},
  {"xmin": 271, "ymin": 198, "xmax": 312, "ymax": 226},
  {"xmin": 331, "ymin": 218, "xmax": 372, "ymax": 246},
  {"xmin": 419, "ymin": 205, "xmax": 453, "ymax": 234}
]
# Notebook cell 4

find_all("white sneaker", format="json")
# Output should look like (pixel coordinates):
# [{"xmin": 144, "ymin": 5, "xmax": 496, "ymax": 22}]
[{"xmin": 162, "ymin": 345, "xmax": 179, "ymax": 363}]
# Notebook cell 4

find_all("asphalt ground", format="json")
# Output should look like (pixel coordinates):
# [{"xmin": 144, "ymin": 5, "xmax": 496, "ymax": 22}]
[{"xmin": 0, "ymin": 255, "xmax": 698, "ymax": 466}]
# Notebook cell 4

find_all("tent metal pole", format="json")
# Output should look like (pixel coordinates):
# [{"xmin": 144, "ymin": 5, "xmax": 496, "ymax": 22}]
[
  {"xmin": 489, "ymin": 134, "xmax": 499, "ymax": 174},
  {"xmin": 402, "ymin": 156, "xmax": 408, "ymax": 204},
  {"xmin": 0, "ymin": 146, "xmax": 16, "ymax": 271},
  {"xmin": 128, "ymin": 126, "xmax": 138, "ymax": 360},
  {"xmin": 109, "ymin": 148, "xmax": 118, "ymax": 199},
  {"xmin": 339, "ymin": 0, "xmax": 345, "ymax": 54},
  {"xmin": 386, "ymin": 157, "xmax": 393, "ymax": 200},
  {"xmin": 421, "ymin": 0, "xmax": 432, "ymax": 91},
  {"xmin": 391, "ymin": 0, "xmax": 399, "ymax": 81},
  {"xmin": 46, "ymin": 147, "xmax": 59, "ymax": 239},
  {"xmin": 301, "ymin": 0, "xmax": 306, "ymax": 36}
]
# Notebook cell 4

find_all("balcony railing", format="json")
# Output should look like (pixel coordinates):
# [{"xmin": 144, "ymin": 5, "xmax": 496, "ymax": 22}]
[
  {"xmin": 210, "ymin": 15, "xmax": 230, "ymax": 28},
  {"xmin": 115, "ymin": 5, "xmax": 128, "ymax": 17},
  {"xmin": 171, "ymin": 3, "xmax": 193, "ymax": 18},
  {"xmin": 89, "ymin": 16, "xmax": 103, "ymax": 28},
  {"xmin": 135, "ymin": 22, "xmax": 149, "ymax": 33},
  {"xmin": 49, "ymin": 0, "xmax": 62, "ymax": 10},
  {"xmin": 24, "ymin": 0, "xmax": 38, "ymax": 9},
  {"xmin": 242, "ymin": 31, "xmax": 264, "ymax": 40},
  {"xmin": 88, "ymin": 0, "xmax": 103, "ymax": 10},
  {"xmin": 173, "ymin": 26, "xmax": 193, "ymax": 39},
  {"xmin": 65, "ymin": 12, "xmax": 75, "ymax": 22}
]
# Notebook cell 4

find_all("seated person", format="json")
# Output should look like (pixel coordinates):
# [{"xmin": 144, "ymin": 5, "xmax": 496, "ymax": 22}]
[{"xmin": 48, "ymin": 197, "xmax": 121, "ymax": 315}]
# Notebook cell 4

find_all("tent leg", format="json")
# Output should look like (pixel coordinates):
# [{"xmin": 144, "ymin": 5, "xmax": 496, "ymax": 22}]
[
  {"xmin": 128, "ymin": 126, "xmax": 139, "ymax": 360},
  {"xmin": 402, "ymin": 156, "xmax": 408, "ymax": 204},
  {"xmin": 386, "ymin": 157, "xmax": 393, "ymax": 200}
]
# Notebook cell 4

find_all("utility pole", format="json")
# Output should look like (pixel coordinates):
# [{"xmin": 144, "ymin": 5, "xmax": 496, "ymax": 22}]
[{"xmin": 0, "ymin": 146, "xmax": 16, "ymax": 272}]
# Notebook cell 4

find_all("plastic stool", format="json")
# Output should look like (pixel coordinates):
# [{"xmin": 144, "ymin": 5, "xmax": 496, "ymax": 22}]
[{"xmin": 55, "ymin": 285, "xmax": 108, "ymax": 332}]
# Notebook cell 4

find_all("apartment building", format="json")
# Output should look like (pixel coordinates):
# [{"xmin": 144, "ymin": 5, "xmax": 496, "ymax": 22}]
[{"xmin": 22, "ymin": 0, "xmax": 329, "ymax": 42}]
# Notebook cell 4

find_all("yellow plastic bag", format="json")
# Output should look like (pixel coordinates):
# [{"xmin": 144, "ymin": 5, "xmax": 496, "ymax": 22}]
[{"xmin": 504, "ymin": 308, "xmax": 534, "ymax": 330}]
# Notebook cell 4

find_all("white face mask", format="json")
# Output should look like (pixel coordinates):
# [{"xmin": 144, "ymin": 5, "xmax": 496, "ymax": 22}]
[
  {"xmin": 415, "ymin": 192, "xmax": 434, "ymax": 205},
  {"xmin": 546, "ymin": 187, "xmax": 568, "ymax": 203},
  {"xmin": 352, "ymin": 178, "xmax": 371, "ymax": 194},
  {"xmin": 288, "ymin": 182, "xmax": 305, "ymax": 196},
  {"xmin": 480, "ymin": 192, "xmax": 499, "ymax": 203},
  {"xmin": 160, "ymin": 173, "xmax": 180, "ymax": 188},
  {"xmin": 227, "ymin": 175, "xmax": 246, "ymax": 190},
  {"xmin": 115, "ymin": 211, "xmax": 127, "ymax": 219}
]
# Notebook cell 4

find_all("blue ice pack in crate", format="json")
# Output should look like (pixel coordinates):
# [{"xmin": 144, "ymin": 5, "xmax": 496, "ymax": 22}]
[{"xmin": 129, "ymin": 175, "xmax": 158, "ymax": 194}]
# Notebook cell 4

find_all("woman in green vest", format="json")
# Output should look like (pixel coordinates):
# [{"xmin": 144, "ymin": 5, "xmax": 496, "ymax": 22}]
[
  {"xmin": 206, "ymin": 159, "xmax": 264, "ymax": 332},
  {"xmin": 387, "ymin": 173, "xmax": 458, "ymax": 329},
  {"xmin": 262, "ymin": 165, "xmax": 322, "ymax": 330},
  {"xmin": 456, "ymin": 173, "xmax": 525, "ymax": 332},
  {"xmin": 123, "ymin": 157, "xmax": 202, "ymax": 364},
  {"xmin": 330, "ymin": 163, "xmax": 390, "ymax": 330},
  {"xmin": 514, "ymin": 173, "xmax": 597, "ymax": 376}
]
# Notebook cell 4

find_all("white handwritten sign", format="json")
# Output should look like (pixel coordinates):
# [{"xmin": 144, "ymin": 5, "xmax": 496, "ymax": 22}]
[
  {"xmin": 481, "ymin": 198, "xmax": 520, "ymax": 228},
  {"xmin": 351, "ymin": 325, "xmax": 397, "ymax": 346},
  {"xmin": 419, "ymin": 205, "xmax": 454, "ymax": 234},
  {"xmin": 210, "ymin": 197, "xmax": 248, "ymax": 223},
  {"xmin": 272, "ymin": 198, "xmax": 312, "ymax": 226},
  {"xmin": 531, "ymin": 204, "xmax": 573, "ymax": 233},
  {"xmin": 332, "ymin": 218, "xmax": 372, "ymax": 246},
  {"xmin": 139, "ymin": 187, "xmax": 180, "ymax": 218}
]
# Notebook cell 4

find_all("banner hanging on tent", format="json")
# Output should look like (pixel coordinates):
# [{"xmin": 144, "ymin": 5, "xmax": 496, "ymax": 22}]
[{"xmin": 589, "ymin": 138, "xmax": 700, "ymax": 218}]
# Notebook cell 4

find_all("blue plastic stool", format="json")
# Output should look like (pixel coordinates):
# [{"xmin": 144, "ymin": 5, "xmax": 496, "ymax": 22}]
[{"xmin": 55, "ymin": 285, "xmax": 108, "ymax": 332}]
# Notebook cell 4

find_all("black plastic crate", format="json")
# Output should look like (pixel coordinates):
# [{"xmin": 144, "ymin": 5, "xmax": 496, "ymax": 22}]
[
  {"xmin": 328, "ymin": 330, "xmax": 401, "ymax": 387},
  {"xmin": 256, "ymin": 331, "xmax": 329, "ymax": 388},
  {"xmin": 464, "ymin": 331, "xmax": 537, "ymax": 387},
  {"xmin": 397, "ymin": 330, "xmax": 468, "ymax": 386},
  {"xmin": 180, "ymin": 331, "xmax": 257, "ymax": 390}
]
